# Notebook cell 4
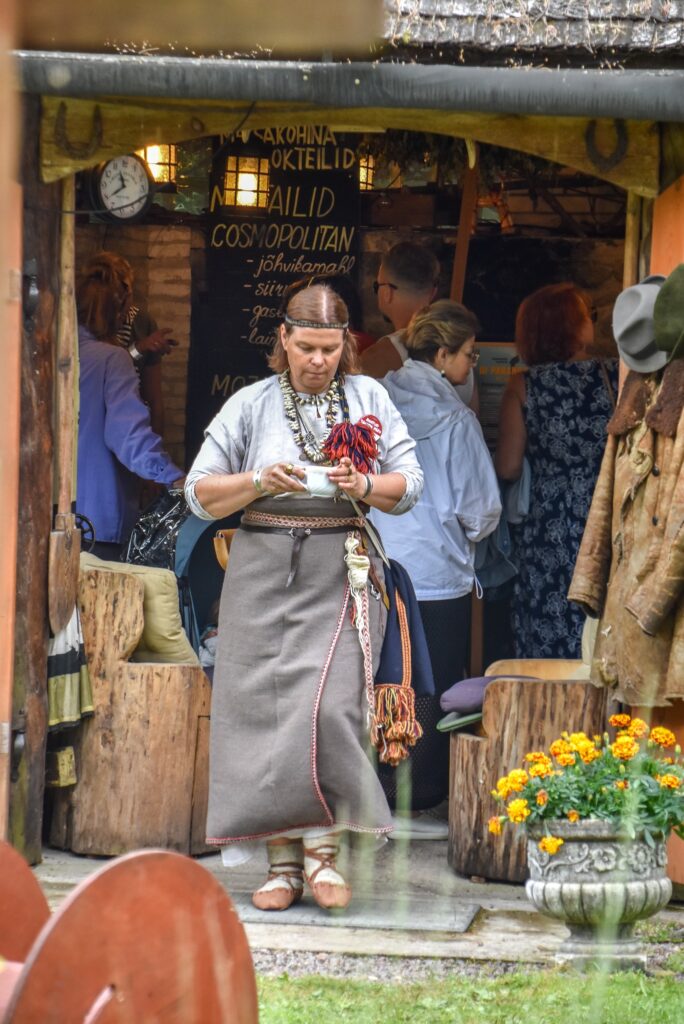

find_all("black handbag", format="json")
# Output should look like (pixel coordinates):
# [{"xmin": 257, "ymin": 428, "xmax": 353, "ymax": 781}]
[{"xmin": 121, "ymin": 489, "xmax": 191, "ymax": 570}]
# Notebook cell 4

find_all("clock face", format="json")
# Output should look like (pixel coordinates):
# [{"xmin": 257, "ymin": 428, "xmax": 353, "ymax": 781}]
[{"xmin": 95, "ymin": 155, "xmax": 153, "ymax": 221}]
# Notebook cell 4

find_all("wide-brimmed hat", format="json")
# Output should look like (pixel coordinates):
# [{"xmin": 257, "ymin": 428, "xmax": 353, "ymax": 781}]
[
  {"xmin": 612, "ymin": 274, "xmax": 667, "ymax": 373},
  {"xmin": 654, "ymin": 263, "xmax": 684, "ymax": 365}
]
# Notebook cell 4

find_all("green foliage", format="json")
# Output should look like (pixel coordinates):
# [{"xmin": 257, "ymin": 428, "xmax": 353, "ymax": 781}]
[
  {"xmin": 489, "ymin": 717, "xmax": 684, "ymax": 846},
  {"xmin": 258, "ymin": 969, "xmax": 684, "ymax": 1024},
  {"xmin": 356, "ymin": 132, "xmax": 557, "ymax": 189}
]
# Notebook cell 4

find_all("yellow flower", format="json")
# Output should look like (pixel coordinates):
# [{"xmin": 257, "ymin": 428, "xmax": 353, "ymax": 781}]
[
  {"xmin": 556, "ymin": 753, "xmax": 576, "ymax": 767},
  {"xmin": 615, "ymin": 779, "xmax": 629, "ymax": 790},
  {"xmin": 650, "ymin": 727, "xmax": 676, "ymax": 749},
  {"xmin": 529, "ymin": 762, "xmax": 553, "ymax": 779},
  {"xmin": 662, "ymin": 757, "xmax": 675, "ymax": 766},
  {"xmin": 550, "ymin": 738, "xmax": 572, "ymax": 758},
  {"xmin": 609, "ymin": 713, "xmax": 631, "ymax": 729},
  {"xmin": 539, "ymin": 836, "xmax": 564, "ymax": 855},
  {"xmin": 611, "ymin": 735, "xmax": 640, "ymax": 760},
  {"xmin": 507, "ymin": 799, "xmax": 531, "ymax": 824},
  {"xmin": 568, "ymin": 732, "xmax": 590, "ymax": 750},
  {"xmin": 488, "ymin": 816, "xmax": 503, "ymax": 835},
  {"xmin": 656, "ymin": 774, "xmax": 682, "ymax": 790},
  {"xmin": 628, "ymin": 717, "xmax": 649, "ymax": 739},
  {"xmin": 507, "ymin": 769, "xmax": 529, "ymax": 792},
  {"xmin": 577, "ymin": 742, "xmax": 601, "ymax": 764},
  {"xmin": 536, "ymin": 790, "xmax": 549, "ymax": 806},
  {"xmin": 567, "ymin": 810, "xmax": 580, "ymax": 823},
  {"xmin": 495, "ymin": 776, "xmax": 513, "ymax": 800}
]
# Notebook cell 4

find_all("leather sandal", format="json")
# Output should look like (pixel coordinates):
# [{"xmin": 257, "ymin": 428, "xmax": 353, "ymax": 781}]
[
  {"xmin": 251, "ymin": 864, "xmax": 304, "ymax": 912},
  {"xmin": 304, "ymin": 847, "xmax": 352, "ymax": 910}
]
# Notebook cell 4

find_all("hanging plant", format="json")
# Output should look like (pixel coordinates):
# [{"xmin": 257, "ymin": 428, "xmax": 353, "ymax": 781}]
[{"xmin": 356, "ymin": 132, "xmax": 559, "ymax": 191}]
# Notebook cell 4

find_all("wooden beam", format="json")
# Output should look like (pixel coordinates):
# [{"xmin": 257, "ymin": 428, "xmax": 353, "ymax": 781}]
[
  {"xmin": 0, "ymin": 0, "xmax": 19, "ymax": 842},
  {"xmin": 38, "ymin": 97, "xmax": 660, "ymax": 197},
  {"xmin": 19, "ymin": 0, "xmax": 382, "ymax": 53}
]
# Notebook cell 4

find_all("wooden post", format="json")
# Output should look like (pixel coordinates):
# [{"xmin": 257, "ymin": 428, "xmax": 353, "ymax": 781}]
[
  {"xmin": 618, "ymin": 190, "xmax": 642, "ymax": 391},
  {"xmin": 0, "ymin": 0, "xmax": 20, "ymax": 840},
  {"xmin": 449, "ymin": 146, "xmax": 485, "ymax": 677},
  {"xmin": 9, "ymin": 97, "xmax": 59, "ymax": 863}
]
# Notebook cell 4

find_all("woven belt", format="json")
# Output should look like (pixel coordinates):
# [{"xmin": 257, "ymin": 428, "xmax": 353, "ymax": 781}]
[
  {"xmin": 242, "ymin": 510, "xmax": 365, "ymax": 530},
  {"xmin": 240, "ymin": 511, "xmax": 365, "ymax": 588}
]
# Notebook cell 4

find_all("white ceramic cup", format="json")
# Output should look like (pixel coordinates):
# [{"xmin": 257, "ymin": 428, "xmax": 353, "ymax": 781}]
[{"xmin": 303, "ymin": 465, "xmax": 338, "ymax": 497}]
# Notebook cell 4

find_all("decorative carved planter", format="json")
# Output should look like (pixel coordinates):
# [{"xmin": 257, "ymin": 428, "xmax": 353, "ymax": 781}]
[{"xmin": 526, "ymin": 820, "xmax": 672, "ymax": 968}]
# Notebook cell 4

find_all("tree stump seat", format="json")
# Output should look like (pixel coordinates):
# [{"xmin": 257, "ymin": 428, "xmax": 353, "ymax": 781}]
[
  {"xmin": 448, "ymin": 660, "xmax": 609, "ymax": 883},
  {"xmin": 49, "ymin": 564, "xmax": 212, "ymax": 856}
]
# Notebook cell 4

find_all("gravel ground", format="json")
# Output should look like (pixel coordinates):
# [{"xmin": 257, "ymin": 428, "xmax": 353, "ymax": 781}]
[
  {"xmin": 251, "ymin": 949, "xmax": 524, "ymax": 980},
  {"xmin": 251, "ymin": 936, "xmax": 684, "ymax": 981}
]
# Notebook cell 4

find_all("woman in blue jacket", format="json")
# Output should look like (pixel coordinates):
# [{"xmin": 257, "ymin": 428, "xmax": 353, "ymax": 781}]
[
  {"xmin": 76, "ymin": 265, "xmax": 184, "ymax": 559},
  {"xmin": 372, "ymin": 300, "xmax": 501, "ymax": 830}
]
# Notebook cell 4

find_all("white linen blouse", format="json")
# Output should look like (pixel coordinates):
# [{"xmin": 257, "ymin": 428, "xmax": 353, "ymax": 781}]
[{"xmin": 185, "ymin": 372, "xmax": 423, "ymax": 518}]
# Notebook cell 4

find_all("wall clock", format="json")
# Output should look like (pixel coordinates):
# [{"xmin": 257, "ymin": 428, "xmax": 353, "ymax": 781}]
[{"xmin": 90, "ymin": 154, "xmax": 155, "ymax": 222}]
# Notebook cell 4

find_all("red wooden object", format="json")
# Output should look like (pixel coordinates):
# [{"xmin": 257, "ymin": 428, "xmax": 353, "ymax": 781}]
[
  {"xmin": 0, "ymin": 840, "xmax": 50, "ymax": 961},
  {"xmin": 3, "ymin": 850, "xmax": 258, "ymax": 1024}
]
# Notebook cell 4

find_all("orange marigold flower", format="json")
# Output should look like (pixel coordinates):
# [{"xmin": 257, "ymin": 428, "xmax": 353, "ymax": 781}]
[
  {"xmin": 525, "ymin": 751, "xmax": 551, "ymax": 765},
  {"xmin": 611, "ymin": 736, "xmax": 640, "ymax": 760},
  {"xmin": 506, "ymin": 769, "xmax": 529, "ymax": 793},
  {"xmin": 609, "ymin": 713, "xmax": 631, "ymax": 729},
  {"xmin": 567, "ymin": 810, "xmax": 580, "ymax": 823},
  {"xmin": 539, "ymin": 836, "xmax": 564, "ymax": 855},
  {"xmin": 650, "ymin": 727, "xmax": 676, "ymax": 749},
  {"xmin": 662, "ymin": 757, "xmax": 675, "ymax": 766},
  {"xmin": 556, "ymin": 753, "xmax": 576, "ymax": 767},
  {"xmin": 627, "ymin": 718, "xmax": 649, "ymax": 739},
  {"xmin": 495, "ymin": 776, "xmax": 513, "ymax": 799},
  {"xmin": 529, "ymin": 762, "xmax": 553, "ymax": 779},
  {"xmin": 536, "ymin": 790, "xmax": 549, "ymax": 806},
  {"xmin": 615, "ymin": 779, "xmax": 629, "ymax": 790},
  {"xmin": 507, "ymin": 799, "xmax": 531, "ymax": 824},
  {"xmin": 656, "ymin": 774, "xmax": 682, "ymax": 790},
  {"xmin": 488, "ymin": 816, "xmax": 504, "ymax": 835},
  {"xmin": 568, "ymin": 732, "xmax": 590, "ymax": 750},
  {"xmin": 550, "ymin": 738, "xmax": 572, "ymax": 758}
]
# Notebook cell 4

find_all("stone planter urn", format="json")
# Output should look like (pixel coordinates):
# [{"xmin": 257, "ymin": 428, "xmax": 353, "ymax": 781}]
[{"xmin": 526, "ymin": 820, "xmax": 672, "ymax": 968}]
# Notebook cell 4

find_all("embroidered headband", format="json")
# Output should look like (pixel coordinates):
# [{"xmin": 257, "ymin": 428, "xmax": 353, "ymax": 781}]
[{"xmin": 284, "ymin": 314, "xmax": 349, "ymax": 330}]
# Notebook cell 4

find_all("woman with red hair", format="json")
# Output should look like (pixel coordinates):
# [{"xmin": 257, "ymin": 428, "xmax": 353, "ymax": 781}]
[{"xmin": 496, "ymin": 282, "xmax": 617, "ymax": 659}]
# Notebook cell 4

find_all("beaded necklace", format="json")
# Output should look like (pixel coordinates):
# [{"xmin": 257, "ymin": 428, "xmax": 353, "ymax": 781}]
[{"xmin": 278, "ymin": 370, "xmax": 343, "ymax": 464}]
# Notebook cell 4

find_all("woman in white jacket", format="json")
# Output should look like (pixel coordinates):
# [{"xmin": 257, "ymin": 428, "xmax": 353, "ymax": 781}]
[{"xmin": 372, "ymin": 300, "xmax": 501, "ymax": 830}]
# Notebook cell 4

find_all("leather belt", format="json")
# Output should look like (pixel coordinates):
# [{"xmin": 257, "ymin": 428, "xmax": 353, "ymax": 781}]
[{"xmin": 240, "ymin": 521, "xmax": 357, "ymax": 588}]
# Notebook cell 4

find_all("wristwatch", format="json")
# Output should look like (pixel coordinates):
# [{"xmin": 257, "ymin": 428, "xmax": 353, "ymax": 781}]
[{"xmin": 129, "ymin": 344, "xmax": 143, "ymax": 362}]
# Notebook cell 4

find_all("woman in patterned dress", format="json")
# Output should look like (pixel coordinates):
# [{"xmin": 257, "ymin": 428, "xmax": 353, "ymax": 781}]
[{"xmin": 496, "ymin": 283, "xmax": 618, "ymax": 659}]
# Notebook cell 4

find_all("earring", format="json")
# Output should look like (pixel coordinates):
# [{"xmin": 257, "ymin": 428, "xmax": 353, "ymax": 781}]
[{"xmin": 440, "ymin": 369, "xmax": 446, "ymax": 378}]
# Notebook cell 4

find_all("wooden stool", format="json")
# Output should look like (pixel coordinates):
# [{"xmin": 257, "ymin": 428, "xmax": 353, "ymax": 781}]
[
  {"xmin": 50, "ymin": 567, "xmax": 212, "ymax": 856},
  {"xmin": 449, "ymin": 667, "xmax": 609, "ymax": 883},
  {"xmin": 1, "ymin": 849, "xmax": 257, "ymax": 1023}
]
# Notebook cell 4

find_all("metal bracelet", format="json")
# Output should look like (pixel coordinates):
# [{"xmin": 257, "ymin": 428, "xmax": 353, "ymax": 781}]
[
  {"xmin": 129, "ymin": 343, "xmax": 143, "ymax": 362},
  {"xmin": 363, "ymin": 473, "xmax": 374, "ymax": 499},
  {"xmin": 253, "ymin": 468, "xmax": 265, "ymax": 493}
]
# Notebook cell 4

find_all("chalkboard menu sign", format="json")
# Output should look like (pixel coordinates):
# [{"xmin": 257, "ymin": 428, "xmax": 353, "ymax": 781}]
[{"xmin": 186, "ymin": 128, "xmax": 361, "ymax": 460}]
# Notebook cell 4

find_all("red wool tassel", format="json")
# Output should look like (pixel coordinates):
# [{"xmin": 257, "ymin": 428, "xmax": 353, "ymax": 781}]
[{"xmin": 323, "ymin": 415, "xmax": 382, "ymax": 473}]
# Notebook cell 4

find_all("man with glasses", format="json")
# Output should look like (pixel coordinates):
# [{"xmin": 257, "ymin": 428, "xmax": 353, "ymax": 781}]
[{"xmin": 361, "ymin": 242, "xmax": 477, "ymax": 409}]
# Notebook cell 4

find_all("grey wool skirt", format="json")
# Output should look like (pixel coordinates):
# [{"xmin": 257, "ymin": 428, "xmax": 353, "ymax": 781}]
[{"xmin": 206, "ymin": 498, "xmax": 391, "ymax": 847}]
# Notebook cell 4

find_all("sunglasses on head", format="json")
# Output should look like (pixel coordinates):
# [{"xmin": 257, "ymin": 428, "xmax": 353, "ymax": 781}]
[{"xmin": 373, "ymin": 280, "xmax": 398, "ymax": 295}]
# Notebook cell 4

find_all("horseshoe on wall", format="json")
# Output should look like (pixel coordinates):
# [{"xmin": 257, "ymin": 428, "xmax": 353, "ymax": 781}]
[
  {"xmin": 584, "ymin": 118, "xmax": 628, "ymax": 173},
  {"xmin": 54, "ymin": 101, "xmax": 103, "ymax": 159}
]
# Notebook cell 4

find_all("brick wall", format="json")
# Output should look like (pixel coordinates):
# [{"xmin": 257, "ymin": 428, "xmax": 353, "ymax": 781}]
[{"xmin": 75, "ymin": 223, "xmax": 193, "ymax": 468}]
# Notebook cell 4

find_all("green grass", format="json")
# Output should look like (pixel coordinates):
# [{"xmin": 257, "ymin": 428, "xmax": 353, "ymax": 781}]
[{"xmin": 258, "ymin": 970, "xmax": 684, "ymax": 1024}]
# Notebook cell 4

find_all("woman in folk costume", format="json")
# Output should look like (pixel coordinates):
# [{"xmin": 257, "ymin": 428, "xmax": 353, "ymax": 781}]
[{"xmin": 185, "ymin": 284, "xmax": 423, "ymax": 911}]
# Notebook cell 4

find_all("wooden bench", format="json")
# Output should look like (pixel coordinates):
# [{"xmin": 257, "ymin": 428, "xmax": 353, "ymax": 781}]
[
  {"xmin": 448, "ymin": 660, "xmax": 609, "ymax": 883},
  {"xmin": 49, "ymin": 565, "xmax": 212, "ymax": 856}
]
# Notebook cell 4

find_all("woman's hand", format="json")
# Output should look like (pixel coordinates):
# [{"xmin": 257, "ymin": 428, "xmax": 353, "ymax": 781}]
[
  {"xmin": 328, "ymin": 457, "xmax": 371, "ymax": 501},
  {"xmin": 259, "ymin": 462, "xmax": 307, "ymax": 495},
  {"xmin": 137, "ymin": 328, "xmax": 179, "ymax": 357}
]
